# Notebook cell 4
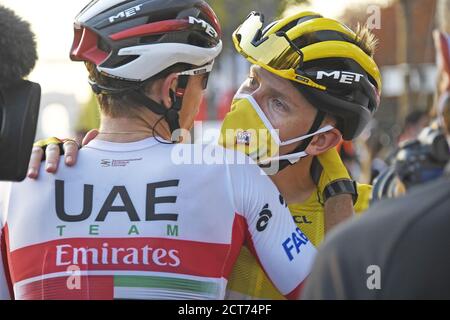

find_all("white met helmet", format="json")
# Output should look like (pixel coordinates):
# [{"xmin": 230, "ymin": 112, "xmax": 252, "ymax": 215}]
[
  {"xmin": 71, "ymin": 0, "xmax": 222, "ymax": 81},
  {"xmin": 70, "ymin": 0, "xmax": 223, "ymax": 138}
]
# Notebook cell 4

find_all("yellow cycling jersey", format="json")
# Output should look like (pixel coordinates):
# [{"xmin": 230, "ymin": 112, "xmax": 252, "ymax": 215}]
[
  {"xmin": 225, "ymin": 148, "xmax": 372, "ymax": 300},
  {"xmin": 226, "ymin": 183, "xmax": 371, "ymax": 300}
]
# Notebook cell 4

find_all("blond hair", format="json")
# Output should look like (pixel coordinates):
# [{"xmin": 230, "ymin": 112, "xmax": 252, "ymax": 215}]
[{"xmin": 354, "ymin": 23, "xmax": 378, "ymax": 57}]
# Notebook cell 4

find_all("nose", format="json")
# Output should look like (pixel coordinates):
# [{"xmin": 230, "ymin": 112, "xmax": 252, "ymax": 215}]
[{"xmin": 251, "ymin": 85, "xmax": 270, "ymax": 114}]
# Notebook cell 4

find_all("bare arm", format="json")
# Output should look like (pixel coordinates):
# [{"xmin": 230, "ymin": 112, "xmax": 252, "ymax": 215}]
[
  {"xmin": 316, "ymin": 148, "xmax": 357, "ymax": 235},
  {"xmin": 323, "ymin": 193, "xmax": 355, "ymax": 234}
]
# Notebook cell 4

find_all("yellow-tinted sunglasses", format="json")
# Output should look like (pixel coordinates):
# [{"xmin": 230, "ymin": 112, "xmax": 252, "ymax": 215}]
[{"xmin": 232, "ymin": 12, "xmax": 326, "ymax": 91}]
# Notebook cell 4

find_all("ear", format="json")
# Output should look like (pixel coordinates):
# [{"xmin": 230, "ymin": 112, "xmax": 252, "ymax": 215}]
[
  {"xmin": 305, "ymin": 128, "xmax": 342, "ymax": 156},
  {"xmin": 159, "ymin": 73, "xmax": 179, "ymax": 108}
]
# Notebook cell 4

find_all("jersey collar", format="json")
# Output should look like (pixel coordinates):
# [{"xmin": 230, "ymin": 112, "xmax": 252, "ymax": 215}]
[{"xmin": 84, "ymin": 137, "xmax": 167, "ymax": 152}]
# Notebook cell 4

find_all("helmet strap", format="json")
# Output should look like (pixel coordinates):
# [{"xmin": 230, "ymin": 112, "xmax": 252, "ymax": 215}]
[
  {"xmin": 91, "ymin": 74, "xmax": 191, "ymax": 143},
  {"xmin": 128, "ymin": 88, "xmax": 186, "ymax": 143},
  {"xmin": 276, "ymin": 109, "xmax": 326, "ymax": 171}
]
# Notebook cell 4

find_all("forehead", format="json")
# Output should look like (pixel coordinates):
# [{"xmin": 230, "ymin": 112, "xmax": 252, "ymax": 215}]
[
  {"xmin": 250, "ymin": 65, "xmax": 292, "ymax": 89},
  {"xmin": 250, "ymin": 65, "xmax": 314, "ymax": 110}
]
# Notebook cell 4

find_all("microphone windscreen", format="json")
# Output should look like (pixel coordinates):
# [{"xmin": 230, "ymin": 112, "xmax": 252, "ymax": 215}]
[{"xmin": 0, "ymin": 5, "xmax": 38, "ymax": 87}]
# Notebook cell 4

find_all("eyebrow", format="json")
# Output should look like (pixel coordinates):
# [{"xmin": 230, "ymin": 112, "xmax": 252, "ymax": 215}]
[{"xmin": 252, "ymin": 65, "xmax": 297, "ymax": 106}]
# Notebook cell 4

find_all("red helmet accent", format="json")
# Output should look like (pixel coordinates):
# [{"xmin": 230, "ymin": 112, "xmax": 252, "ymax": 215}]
[
  {"xmin": 110, "ymin": 19, "xmax": 191, "ymax": 41},
  {"xmin": 70, "ymin": 27, "xmax": 108, "ymax": 65},
  {"xmin": 71, "ymin": 0, "xmax": 223, "ymax": 81},
  {"xmin": 197, "ymin": 2, "xmax": 222, "ymax": 37}
]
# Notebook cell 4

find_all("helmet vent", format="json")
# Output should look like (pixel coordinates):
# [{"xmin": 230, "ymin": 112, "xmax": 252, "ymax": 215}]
[
  {"xmin": 293, "ymin": 30, "xmax": 355, "ymax": 49},
  {"xmin": 140, "ymin": 34, "xmax": 164, "ymax": 44},
  {"xmin": 110, "ymin": 55, "xmax": 139, "ymax": 68}
]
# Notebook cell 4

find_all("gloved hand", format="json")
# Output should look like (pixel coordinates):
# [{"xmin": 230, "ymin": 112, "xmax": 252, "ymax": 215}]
[
  {"xmin": 27, "ymin": 137, "xmax": 78, "ymax": 179},
  {"xmin": 312, "ymin": 147, "xmax": 358, "ymax": 205},
  {"xmin": 27, "ymin": 130, "xmax": 98, "ymax": 179}
]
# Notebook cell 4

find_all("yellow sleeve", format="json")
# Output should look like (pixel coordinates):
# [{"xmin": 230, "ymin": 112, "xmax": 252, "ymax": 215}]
[
  {"xmin": 354, "ymin": 183, "xmax": 372, "ymax": 214},
  {"xmin": 315, "ymin": 147, "xmax": 372, "ymax": 213},
  {"xmin": 316, "ymin": 147, "xmax": 351, "ymax": 195}
]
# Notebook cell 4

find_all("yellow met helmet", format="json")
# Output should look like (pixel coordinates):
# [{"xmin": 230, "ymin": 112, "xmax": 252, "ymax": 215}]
[{"xmin": 232, "ymin": 11, "xmax": 382, "ymax": 140}]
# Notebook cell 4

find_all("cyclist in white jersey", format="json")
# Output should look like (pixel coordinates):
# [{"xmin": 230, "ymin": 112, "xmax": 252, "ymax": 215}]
[{"xmin": 0, "ymin": 0, "xmax": 316, "ymax": 300}]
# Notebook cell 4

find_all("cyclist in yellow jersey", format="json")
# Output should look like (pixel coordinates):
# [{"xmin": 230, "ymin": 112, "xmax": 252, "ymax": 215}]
[
  {"xmin": 28, "ymin": 10, "xmax": 381, "ymax": 300},
  {"xmin": 218, "ymin": 11, "xmax": 381, "ymax": 299},
  {"xmin": 225, "ymin": 149, "xmax": 372, "ymax": 299}
]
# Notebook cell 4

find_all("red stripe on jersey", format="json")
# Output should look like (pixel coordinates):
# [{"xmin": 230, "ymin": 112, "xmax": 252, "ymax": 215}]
[
  {"xmin": 16, "ymin": 276, "xmax": 114, "ymax": 300},
  {"xmin": 244, "ymin": 223, "xmax": 286, "ymax": 297},
  {"xmin": 1, "ymin": 225, "xmax": 14, "ymax": 298},
  {"xmin": 285, "ymin": 279, "xmax": 306, "ymax": 300},
  {"xmin": 222, "ymin": 214, "xmax": 246, "ymax": 278},
  {"xmin": 7, "ymin": 236, "xmax": 233, "ymax": 284}
]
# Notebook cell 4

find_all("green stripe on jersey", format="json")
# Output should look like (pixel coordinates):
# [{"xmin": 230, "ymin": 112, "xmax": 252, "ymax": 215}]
[{"xmin": 114, "ymin": 275, "xmax": 219, "ymax": 295}]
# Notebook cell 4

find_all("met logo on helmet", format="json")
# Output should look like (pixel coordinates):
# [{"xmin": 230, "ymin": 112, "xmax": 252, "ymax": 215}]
[
  {"xmin": 108, "ymin": 4, "xmax": 143, "ymax": 23},
  {"xmin": 316, "ymin": 70, "xmax": 364, "ymax": 84},
  {"xmin": 188, "ymin": 16, "xmax": 218, "ymax": 39}
]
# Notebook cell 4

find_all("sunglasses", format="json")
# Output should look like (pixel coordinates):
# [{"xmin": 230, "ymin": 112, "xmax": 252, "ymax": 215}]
[
  {"xmin": 233, "ymin": 11, "xmax": 381, "ymax": 92},
  {"xmin": 232, "ymin": 12, "xmax": 325, "ymax": 91},
  {"xmin": 177, "ymin": 61, "xmax": 214, "ymax": 90}
]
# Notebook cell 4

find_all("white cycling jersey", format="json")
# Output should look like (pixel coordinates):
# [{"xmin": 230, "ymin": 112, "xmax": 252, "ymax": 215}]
[{"xmin": 0, "ymin": 137, "xmax": 316, "ymax": 300}]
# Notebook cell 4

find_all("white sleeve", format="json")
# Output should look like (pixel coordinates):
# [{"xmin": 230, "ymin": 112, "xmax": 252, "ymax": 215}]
[
  {"xmin": 227, "ymin": 161, "xmax": 317, "ymax": 299},
  {"xmin": 0, "ymin": 183, "xmax": 11, "ymax": 300},
  {"xmin": 0, "ymin": 234, "xmax": 10, "ymax": 300}
]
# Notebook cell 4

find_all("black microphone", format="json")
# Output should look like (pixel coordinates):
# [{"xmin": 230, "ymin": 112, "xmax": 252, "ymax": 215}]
[
  {"xmin": 0, "ymin": 6, "xmax": 38, "ymax": 86},
  {"xmin": 0, "ymin": 5, "xmax": 41, "ymax": 181}
]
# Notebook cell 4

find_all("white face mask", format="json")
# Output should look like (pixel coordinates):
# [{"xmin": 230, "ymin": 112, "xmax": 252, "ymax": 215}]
[{"xmin": 219, "ymin": 93, "xmax": 334, "ymax": 165}]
